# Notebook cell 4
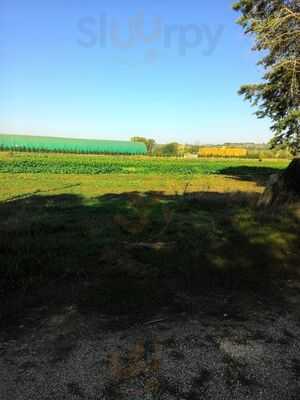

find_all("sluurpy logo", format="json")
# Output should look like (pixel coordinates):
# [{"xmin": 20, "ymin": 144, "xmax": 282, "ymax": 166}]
[{"xmin": 77, "ymin": 12, "xmax": 224, "ymax": 65}]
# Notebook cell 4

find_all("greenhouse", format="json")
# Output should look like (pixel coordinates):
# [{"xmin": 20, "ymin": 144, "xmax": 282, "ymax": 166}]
[{"xmin": 0, "ymin": 134, "xmax": 147, "ymax": 155}]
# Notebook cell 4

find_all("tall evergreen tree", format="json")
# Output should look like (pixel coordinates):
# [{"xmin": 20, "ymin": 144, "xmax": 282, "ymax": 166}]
[{"xmin": 233, "ymin": 0, "xmax": 300, "ymax": 155}]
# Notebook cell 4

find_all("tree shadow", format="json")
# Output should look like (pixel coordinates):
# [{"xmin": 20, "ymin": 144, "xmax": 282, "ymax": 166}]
[
  {"xmin": 0, "ymin": 190, "xmax": 299, "ymax": 322},
  {"xmin": 218, "ymin": 166, "xmax": 283, "ymax": 186}
]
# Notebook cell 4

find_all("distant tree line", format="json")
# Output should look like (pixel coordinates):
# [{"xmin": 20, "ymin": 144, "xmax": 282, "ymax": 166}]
[{"xmin": 131, "ymin": 137, "xmax": 292, "ymax": 158}]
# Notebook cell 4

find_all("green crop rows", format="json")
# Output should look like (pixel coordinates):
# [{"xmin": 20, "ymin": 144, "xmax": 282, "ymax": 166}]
[{"xmin": 0, "ymin": 152, "xmax": 289, "ymax": 176}]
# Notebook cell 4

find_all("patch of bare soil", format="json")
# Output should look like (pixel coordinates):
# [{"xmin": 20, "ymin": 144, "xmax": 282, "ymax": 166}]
[{"xmin": 1, "ymin": 281, "xmax": 300, "ymax": 400}]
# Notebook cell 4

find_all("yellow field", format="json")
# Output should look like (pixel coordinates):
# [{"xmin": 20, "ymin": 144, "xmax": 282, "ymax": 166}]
[{"xmin": 199, "ymin": 147, "xmax": 248, "ymax": 157}]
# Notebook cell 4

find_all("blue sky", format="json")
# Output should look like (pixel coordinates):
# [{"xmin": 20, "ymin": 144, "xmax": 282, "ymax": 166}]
[{"xmin": 0, "ymin": 0, "xmax": 271, "ymax": 144}]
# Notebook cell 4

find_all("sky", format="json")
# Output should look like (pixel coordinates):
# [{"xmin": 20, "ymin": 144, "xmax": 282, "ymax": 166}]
[{"xmin": 0, "ymin": 0, "xmax": 272, "ymax": 144}]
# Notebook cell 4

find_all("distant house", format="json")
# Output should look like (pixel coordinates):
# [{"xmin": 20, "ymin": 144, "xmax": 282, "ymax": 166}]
[{"xmin": 183, "ymin": 153, "xmax": 198, "ymax": 159}]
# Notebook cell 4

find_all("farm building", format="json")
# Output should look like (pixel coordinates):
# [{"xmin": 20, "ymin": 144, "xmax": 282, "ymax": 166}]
[
  {"xmin": 0, "ymin": 134, "xmax": 147, "ymax": 155},
  {"xmin": 199, "ymin": 146, "xmax": 248, "ymax": 158},
  {"xmin": 184, "ymin": 153, "xmax": 198, "ymax": 159}
]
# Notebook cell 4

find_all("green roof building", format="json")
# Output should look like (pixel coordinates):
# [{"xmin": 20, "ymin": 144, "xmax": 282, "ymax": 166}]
[{"xmin": 0, "ymin": 134, "xmax": 147, "ymax": 155}]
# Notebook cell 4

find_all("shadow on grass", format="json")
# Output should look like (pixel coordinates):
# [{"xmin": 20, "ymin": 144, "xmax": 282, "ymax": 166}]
[
  {"xmin": 218, "ymin": 166, "xmax": 283, "ymax": 185},
  {"xmin": 0, "ymin": 190, "xmax": 299, "ymax": 321}
]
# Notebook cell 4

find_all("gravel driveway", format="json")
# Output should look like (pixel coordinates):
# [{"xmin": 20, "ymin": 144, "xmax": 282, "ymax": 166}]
[{"xmin": 1, "ymin": 282, "xmax": 300, "ymax": 400}]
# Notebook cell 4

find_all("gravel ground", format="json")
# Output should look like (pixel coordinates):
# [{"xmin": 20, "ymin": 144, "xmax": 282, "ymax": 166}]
[{"xmin": 1, "ymin": 282, "xmax": 300, "ymax": 400}]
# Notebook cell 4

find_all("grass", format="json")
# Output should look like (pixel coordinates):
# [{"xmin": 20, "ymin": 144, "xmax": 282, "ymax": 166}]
[
  {"xmin": 0, "ymin": 172, "xmax": 265, "ymax": 203},
  {"xmin": 0, "ymin": 152, "xmax": 298, "ymax": 319}
]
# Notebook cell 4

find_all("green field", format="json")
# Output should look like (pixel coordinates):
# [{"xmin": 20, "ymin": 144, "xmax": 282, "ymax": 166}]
[
  {"xmin": 0, "ymin": 151, "xmax": 289, "ymax": 175},
  {"xmin": 0, "ymin": 151, "xmax": 298, "ymax": 318}
]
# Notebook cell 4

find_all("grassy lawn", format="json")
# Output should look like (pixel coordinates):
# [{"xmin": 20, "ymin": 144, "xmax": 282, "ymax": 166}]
[
  {"xmin": 0, "ymin": 152, "xmax": 298, "ymax": 318},
  {"xmin": 0, "ymin": 172, "xmax": 265, "ymax": 203}
]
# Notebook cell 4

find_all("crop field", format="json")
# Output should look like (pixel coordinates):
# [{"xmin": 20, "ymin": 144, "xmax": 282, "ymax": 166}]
[
  {"xmin": 0, "ymin": 151, "xmax": 288, "ymax": 175},
  {"xmin": 199, "ymin": 146, "xmax": 248, "ymax": 157}
]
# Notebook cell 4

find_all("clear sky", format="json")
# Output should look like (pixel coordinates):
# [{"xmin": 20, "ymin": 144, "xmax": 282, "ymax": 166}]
[{"xmin": 0, "ymin": 0, "xmax": 271, "ymax": 144}]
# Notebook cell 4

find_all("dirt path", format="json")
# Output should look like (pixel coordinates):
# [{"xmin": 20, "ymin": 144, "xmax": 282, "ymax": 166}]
[{"xmin": 1, "ymin": 282, "xmax": 300, "ymax": 400}]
